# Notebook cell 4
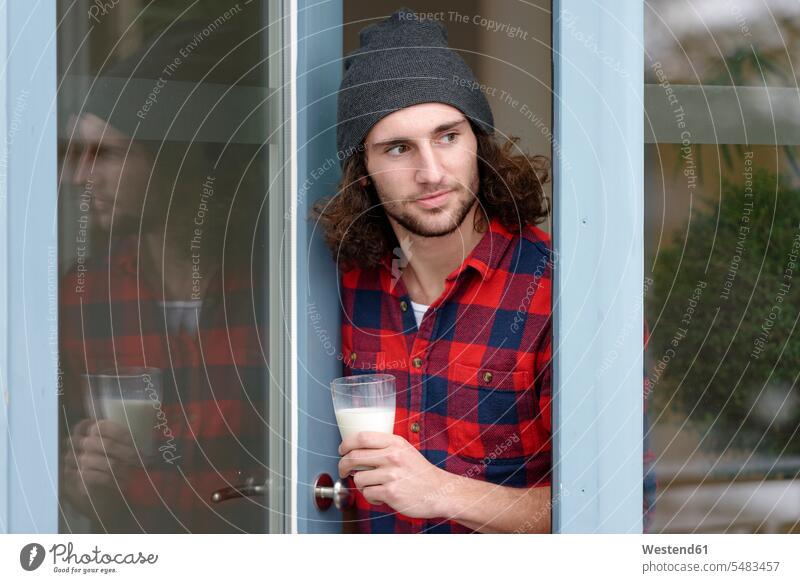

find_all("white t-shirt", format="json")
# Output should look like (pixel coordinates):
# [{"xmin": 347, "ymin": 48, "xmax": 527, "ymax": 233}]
[
  {"xmin": 410, "ymin": 300, "xmax": 430, "ymax": 328},
  {"xmin": 158, "ymin": 299, "xmax": 203, "ymax": 334}
]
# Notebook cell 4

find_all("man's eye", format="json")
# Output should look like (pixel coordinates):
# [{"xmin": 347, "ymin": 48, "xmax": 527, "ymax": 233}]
[
  {"xmin": 387, "ymin": 144, "xmax": 408, "ymax": 155},
  {"xmin": 440, "ymin": 132, "xmax": 458, "ymax": 144},
  {"xmin": 95, "ymin": 145, "xmax": 117, "ymax": 159}
]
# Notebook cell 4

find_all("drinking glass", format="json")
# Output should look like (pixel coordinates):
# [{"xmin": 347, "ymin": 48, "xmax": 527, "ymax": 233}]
[
  {"xmin": 82, "ymin": 367, "xmax": 163, "ymax": 461},
  {"xmin": 331, "ymin": 373, "xmax": 396, "ymax": 471}
]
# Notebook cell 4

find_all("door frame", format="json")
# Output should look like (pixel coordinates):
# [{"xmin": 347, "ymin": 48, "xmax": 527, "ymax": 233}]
[
  {"xmin": 0, "ymin": 0, "xmax": 646, "ymax": 534},
  {"xmin": 0, "ymin": 0, "xmax": 295, "ymax": 534},
  {"xmin": 291, "ymin": 0, "xmax": 646, "ymax": 533},
  {"xmin": 292, "ymin": 0, "xmax": 346, "ymax": 534},
  {"xmin": 552, "ymin": 0, "xmax": 645, "ymax": 532},
  {"xmin": 0, "ymin": 0, "xmax": 60, "ymax": 533}
]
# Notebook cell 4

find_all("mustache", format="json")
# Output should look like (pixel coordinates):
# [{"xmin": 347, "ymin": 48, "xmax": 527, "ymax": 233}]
[{"xmin": 411, "ymin": 187, "xmax": 459, "ymax": 202}]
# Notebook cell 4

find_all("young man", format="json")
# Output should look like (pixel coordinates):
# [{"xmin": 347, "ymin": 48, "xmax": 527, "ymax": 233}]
[{"xmin": 316, "ymin": 8, "xmax": 655, "ymax": 534}]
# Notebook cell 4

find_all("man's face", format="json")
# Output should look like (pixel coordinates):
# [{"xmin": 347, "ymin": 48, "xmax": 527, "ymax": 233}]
[
  {"xmin": 62, "ymin": 113, "xmax": 153, "ymax": 232},
  {"xmin": 362, "ymin": 103, "xmax": 480, "ymax": 238}
]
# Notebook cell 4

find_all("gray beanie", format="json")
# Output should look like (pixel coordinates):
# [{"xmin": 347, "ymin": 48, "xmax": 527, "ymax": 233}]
[
  {"xmin": 336, "ymin": 7, "xmax": 495, "ymax": 166},
  {"xmin": 81, "ymin": 20, "xmax": 258, "ymax": 143}
]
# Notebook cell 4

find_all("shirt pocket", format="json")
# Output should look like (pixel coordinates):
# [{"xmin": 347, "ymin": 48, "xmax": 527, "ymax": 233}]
[
  {"xmin": 342, "ymin": 345, "xmax": 387, "ymax": 375},
  {"xmin": 446, "ymin": 362, "xmax": 540, "ymax": 461}
]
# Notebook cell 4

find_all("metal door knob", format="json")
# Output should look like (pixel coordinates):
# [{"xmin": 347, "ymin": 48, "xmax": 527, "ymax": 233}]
[
  {"xmin": 313, "ymin": 473, "xmax": 354, "ymax": 511},
  {"xmin": 211, "ymin": 477, "xmax": 269, "ymax": 503}
]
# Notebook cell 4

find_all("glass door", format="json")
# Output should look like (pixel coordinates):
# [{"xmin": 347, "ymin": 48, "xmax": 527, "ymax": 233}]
[
  {"xmin": 644, "ymin": 0, "xmax": 800, "ymax": 533},
  {"xmin": 55, "ymin": 0, "xmax": 289, "ymax": 533},
  {"xmin": 2, "ymin": 0, "xmax": 656, "ymax": 535}
]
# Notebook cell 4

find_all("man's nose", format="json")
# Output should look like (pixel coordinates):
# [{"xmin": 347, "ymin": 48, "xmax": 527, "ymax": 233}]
[
  {"xmin": 414, "ymin": 140, "xmax": 446, "ymax": 186},
  {"xmin": 70, "ymin": 149, "xmax": 92, "ymax": 187}
]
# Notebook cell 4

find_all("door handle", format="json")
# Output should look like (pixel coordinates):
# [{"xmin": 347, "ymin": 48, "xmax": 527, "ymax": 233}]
[
  {"xmin": 313, "ymin": 473, "xmax": 354, "ymax": 511},
  {"xmin": 211, "ymin": 477, "xmax": 269, "ymax": 503}
]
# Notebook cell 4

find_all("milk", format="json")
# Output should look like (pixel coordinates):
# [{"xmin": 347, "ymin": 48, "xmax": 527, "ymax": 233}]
[
  {"xmin": 334, "ymin": 406, "xmax": 395, "ymax": 440},
  {"xmin": 101, "ymin": 398, "xmax": 157, "ymax": 455},
  {"xmin": 335, "ymin": 407, "xmax": 395, "ymax": 471}
]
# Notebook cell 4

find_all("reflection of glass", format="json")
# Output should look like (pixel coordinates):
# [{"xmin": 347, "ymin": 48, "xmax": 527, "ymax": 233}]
[
  {"xmin": 82, "ymin": 369, "xmax": 162, "ymax": 459},
  {"xmin": 331, "ymin": 374, "xmax": 396, "ymax": 471},
  {"xmin": 57, "ymin": 0, "xmax": 280, "ymax": 533},
  {"xmin": 645, "ymin": 0, "xmax": 800, "ymax": 533}
]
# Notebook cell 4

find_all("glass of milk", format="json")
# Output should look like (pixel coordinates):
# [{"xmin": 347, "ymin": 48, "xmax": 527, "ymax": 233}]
[
  {"xmin": 331, "ymin": 373, "xmax": 396, "ymax": 471},
  {"xmin": 82, "ymin": 368, "xmax": 162, "ymax": 462}
]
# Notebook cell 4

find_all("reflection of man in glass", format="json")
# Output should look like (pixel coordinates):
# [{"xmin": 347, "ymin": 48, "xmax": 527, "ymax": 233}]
[
  {"xmin": 58, "ymin": 22, "xmax": 268, "ymax": 533},
  {"xmin": 315, "ymin": 9, "xmax": 656, "ymax": 533}
]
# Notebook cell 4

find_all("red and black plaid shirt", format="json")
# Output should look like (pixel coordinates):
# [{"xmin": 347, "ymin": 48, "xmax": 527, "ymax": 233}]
[
  {"xmin": 341, "ymin": 217, "xmax": 656, "ymax": 533},
  {"xmin": 59, "ymin": 235, "xmax": 267, "ymax": 533}
]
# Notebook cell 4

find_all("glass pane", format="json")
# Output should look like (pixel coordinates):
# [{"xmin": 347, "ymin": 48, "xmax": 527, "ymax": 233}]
[
  {"xmin": 645, "ymin": 0, "xmax": 799, "ymax": 87},
  {"xmin": 56, "ymin": 1, "xmax": 281, "ymax": 533},
  {"xmin": 645, "ymin": 0, "xmax": 800, "ymax": 533}
]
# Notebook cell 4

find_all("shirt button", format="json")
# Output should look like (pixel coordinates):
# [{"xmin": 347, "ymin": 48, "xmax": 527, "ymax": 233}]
[
  {"xmin": 482, "ymin": 371, "xmax": 493, "ymax": 383},
  {"xmin": 412, "ymin": 357, "xmax": 423, "ymax": 369},
  {"xmin": 349, "ymin": 352, "xmax": 357, "ymax": 362},
  {"xmin": 410, "ymin": 422, "xmax": 421, "ymax": 433},
  {"xmin": 400, "ymin": 300, "xmax": 408, "ymax": 312}
]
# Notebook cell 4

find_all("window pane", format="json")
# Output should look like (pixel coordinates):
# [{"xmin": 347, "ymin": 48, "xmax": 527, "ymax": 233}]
[
  {"xmin": 645, "ymin": 0, "xmax": 800, "ymax": 533},
  {"xmin": 57, "ymin": 1, "xmax": 280, "ymax": 533}
]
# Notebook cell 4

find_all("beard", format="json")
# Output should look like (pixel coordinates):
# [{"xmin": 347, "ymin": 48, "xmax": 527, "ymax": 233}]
[
  {"xmin": 376, "ymin": 170, "xmax": 480, "ymax": 238},
  {"xmin": 383, "ymin": 192, "xmax": 476, "ymax": 238}
]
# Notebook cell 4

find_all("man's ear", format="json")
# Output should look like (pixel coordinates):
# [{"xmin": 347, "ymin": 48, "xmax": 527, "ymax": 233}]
[{"xmin": 359, "ymin": 176, "xmax": 369, "ymax": 187}]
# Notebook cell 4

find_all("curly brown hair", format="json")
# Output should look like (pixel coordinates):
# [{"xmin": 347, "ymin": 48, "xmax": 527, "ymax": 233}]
[{"xmin": 311, "ymin": 125, "xmax": 550, "ymax": 271}]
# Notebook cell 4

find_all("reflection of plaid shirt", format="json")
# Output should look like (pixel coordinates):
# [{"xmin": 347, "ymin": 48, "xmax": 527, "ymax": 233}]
[
  {"xmin": 341, "ymin": 217, "xmax": 656, "ymax": 533},
  {"xmin": 60, "ymin": 236, "xmax": 267, "ymax": 533}
]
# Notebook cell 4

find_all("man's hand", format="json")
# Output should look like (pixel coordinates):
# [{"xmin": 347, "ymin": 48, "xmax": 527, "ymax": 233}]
[
  {"xmin": 62, "ymin": 419, "xmax": 141, "ymax": 514},
  {"xmin": 338, "ymin": 432, "xmax": 452, "ymax": 519},
  {"xmin": 339, "ymin": 431, "xmax": 552, "ymax": 533}
]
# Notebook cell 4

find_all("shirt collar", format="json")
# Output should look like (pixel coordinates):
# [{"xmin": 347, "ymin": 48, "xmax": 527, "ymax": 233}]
[
  {"xmin": 444, "ymin": 217, "xmax": 514, "ymax": 283},
  {"xmin": 376, "ymin": 217, "xmax": 515, "ymax": 284},
  {"xmin": 108, "ymin": 235, "xmax": 226, "ymax": 297},
  {"xmin": 110, "ymin": 235, "xmax": 140, "ymax": 276}
]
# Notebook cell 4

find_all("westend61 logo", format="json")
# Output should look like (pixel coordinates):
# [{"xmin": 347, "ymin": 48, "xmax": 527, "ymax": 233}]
[{"xmin": 19, "ymin": 542, "xmax": 158, "ymax": 574}]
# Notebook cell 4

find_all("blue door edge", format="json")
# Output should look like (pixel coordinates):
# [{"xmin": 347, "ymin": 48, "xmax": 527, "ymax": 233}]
[
  {"xmin": 552, "ymin": 0, "xmax": 645, "ymax": 533},
  {"xmin": 1, "ymin": 1, "xmax": 60, "ymax": 533}
]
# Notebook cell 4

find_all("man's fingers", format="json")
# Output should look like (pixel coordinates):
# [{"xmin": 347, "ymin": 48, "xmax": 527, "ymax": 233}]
[
  {"xmin": 72, "ymin": 418, "xmax": 94, "ymax": 437},
  {"xmin": 351, "ymin": 467, "xmax": 393, "ymax": 489},
  {"xmin": 360, "ymin": 485, "xmax": 387, "ymax": 506},
  {"xmin": 338, "ymin": 431, "xmax": 395, "ymax": 455},
  {"xmin": 77, "ymin": 451, "xmax": 116, "ymax": 473},
  {"xmin": 339, "ymin": 448, "xmax": 387, "ymax": 478},
  {"xmin": 76, "ymin": 451, "xmax": 138, "ymax": 479},
  {"xmin": 68, "ymin": 467, "xmax": 116, "ymax": 490},
  {"xmin": 91, "ymin": 420, "xmax": 136, "ymax": 448},
  {"xmin": 69, "ymin": 419, "xmax": 137, "ymax": 449},
  {"xmin": 79, "ymin": 435, "xmax": 139, "ymax": 464}
]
